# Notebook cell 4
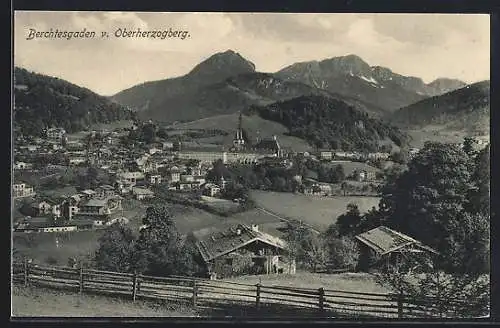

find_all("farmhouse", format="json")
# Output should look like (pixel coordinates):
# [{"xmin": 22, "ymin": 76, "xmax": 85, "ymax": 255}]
[
  {"xmin": 132, "ymin": 187, "xmax": 155, "ymax": 200},
  {"xmin": 355, "ymin": 226, "xmax": 439, "ymax": 272},
  {"xmin": 191, "ymin": 224, "xmax": 295, "ymax": 280}
]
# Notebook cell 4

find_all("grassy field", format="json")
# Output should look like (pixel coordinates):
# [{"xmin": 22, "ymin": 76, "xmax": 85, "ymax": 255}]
[
  {"xmin": 406, "ymin": 125, "xmax": 489, "ymax": 149},
  {"xmin": 250, "ymin": 190, "xmax": 380, "ymax": 231},
  {"xmin": 168, "ymin": 113, "xmax": 313, "ymax": 152},
  {"xmin": 11, "ymin": 285, "xmax": 197, "ymax": 317},
  {"xmin": 227, "ymin": 271, "xmax": 390, "ymax": 294},
  {"xmin": 13, "ymin": 230, "xmax": 103, "ymax": 266}
]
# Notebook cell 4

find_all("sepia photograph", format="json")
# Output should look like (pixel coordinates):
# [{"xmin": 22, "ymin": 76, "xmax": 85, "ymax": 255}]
[{"xmin": 11, "ymin": 11, "xmax": 490, "ymax": 319}]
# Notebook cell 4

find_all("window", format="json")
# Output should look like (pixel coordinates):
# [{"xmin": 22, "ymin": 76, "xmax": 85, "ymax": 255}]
[{"xmin": 225, "ymin": 258, "xmax": 233, "ymax": 266}]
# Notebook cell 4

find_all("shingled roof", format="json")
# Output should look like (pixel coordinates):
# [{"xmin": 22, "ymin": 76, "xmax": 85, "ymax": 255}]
[
  {"xmin": 192, "ymin": 224, "xmax": 288, "ymax": 263},
  {"xmin": 355, "ymin": 226, "xmax": 438, "ymax": 256}
]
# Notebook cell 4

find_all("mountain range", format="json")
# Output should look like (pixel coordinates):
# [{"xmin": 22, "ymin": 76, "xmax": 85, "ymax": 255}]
[
  {"xmin": 14, "ymin": 50, "xmax": 489, "ymax": 150},
  {"xmin": 112, "ymin": 50, "xmax": 467, "ymax": 123}
]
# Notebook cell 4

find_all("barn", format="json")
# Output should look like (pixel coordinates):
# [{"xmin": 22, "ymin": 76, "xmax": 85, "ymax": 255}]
[
  {"xmin": 191, "ymin": 224, "xmax": 295, "ymax": 280},
  {"xmin": 355, "ymin": 226, "xmax": 439, "ymax": 272}
]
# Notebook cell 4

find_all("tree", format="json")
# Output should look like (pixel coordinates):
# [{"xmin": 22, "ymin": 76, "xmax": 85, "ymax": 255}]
[
  {"xmin": 376, "ymin": 259, "xmax": 489, "ymax": 318},
  {"xmin": 335, "ymin": 203, "xmax": 362, "ymax": 237},
  {"xmin": 378, "ymin": 142, "xmax": 488, "ymax": 273},
  {"xmin": 132, "ymin": 206, "xmax": 204, "ymax": 277},
  {"xmin": 332, "ymin": 164, "xmax": 345, "ymax": 183},
  {"xmin": 300, "ymin": 232, "xmax": 330, "ymax": 272},
  {"xmin": 94, "ymin": 223, "xmax": 136, "ymax": 273},
  {"xmin": 467, "ymin": 144, "xmax": 490, "ymax": 216}
]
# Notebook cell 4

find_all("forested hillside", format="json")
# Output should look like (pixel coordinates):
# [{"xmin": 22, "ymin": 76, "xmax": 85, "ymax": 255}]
[
  {"xmin": 247, "ymin": 95, "xmax": 409, "ymax": 152},
  {"xmin": 14, "ymin": 67, "xmax": 136, "ymax": 137}
]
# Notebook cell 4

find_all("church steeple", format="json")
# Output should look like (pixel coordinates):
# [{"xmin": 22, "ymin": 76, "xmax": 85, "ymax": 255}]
[{"xmin": 232, "ymin": 110, "xmax": 245, "ymax": 150}]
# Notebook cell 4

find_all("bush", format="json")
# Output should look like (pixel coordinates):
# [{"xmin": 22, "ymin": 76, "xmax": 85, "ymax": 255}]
[{"xmin": 326, "ymin": 236, "xmax": 360, "ymax": 270}]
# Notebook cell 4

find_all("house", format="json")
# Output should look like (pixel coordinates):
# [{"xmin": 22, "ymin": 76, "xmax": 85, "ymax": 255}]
[
  {"xmin": 78, "ymin": 196, "xmax": 122, "ymax": 216},
  {"xmin": 13, "ymin": 183, "xmax": 35, "ymax": 198},
  {"xmin": 355, "ymin": 226, "xmax": 439, "ymax": 272},
  {"xmin": 61, "ymin": 195, "xmax": 81, "ymax": 220},
  {"xmin": 148, "ymin": 174, "xmax": 162, "ymax": 185},
  {"xmin": 13, "ymin": 161, "xmax": 33, "ymax": 170},
  {"xmin": 162, "ymin": 141, "xmax": 174, "ymax": 150},
  {"xmin": 68, "ymin": 156, "xmax": 87, "ymax": 166},
  {"xmin": 353, "ymin": 170, "xmax": 377, "ymax": 182},
  {"xmin": 303, "ymin": 183, "xmax": 331, "ymax": 196},
  {"xmin": 95, "ymin": 185, "xmax": 116, "ymax": 198},
  {"xmin": 191, "ymin": 224, "xmax": 295, "ymax": 280},
  {"xmin": 118, "ymin": 171, "xmax": 145, "ymax": 186},
  {"xmin": 319, "ymin": 151, "xmax": 333, "ymax": 161},
  {"xmin": 176, "ymin": 181, "xmax": 201, "ymax": 191},
  {"xmin": 80, "ymin": 189, "xmax": 96, "ymax": 198},
  {"xmin": 45, "ymin": 127, "xmax": 66, "ymax": 141},
  {"xmin": 166, "ymin": 166, "xmax": 181, "ymax": 183},
  {"xmin": 202, "ymin": 183, "xmax": 221, "ymax": 197},
  {"xmin": 132, "ymin": 187, "xmax": 155, "ymax": 200}
]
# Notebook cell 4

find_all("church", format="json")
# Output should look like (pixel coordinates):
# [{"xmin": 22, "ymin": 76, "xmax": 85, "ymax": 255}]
[{"xmin": 230, "ymin": 111, "xmax": 284, "ymax": 157}]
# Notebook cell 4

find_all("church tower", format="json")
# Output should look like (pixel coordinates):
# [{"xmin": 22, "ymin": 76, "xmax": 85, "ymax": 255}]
[{"xmin": 232, "ymin": 111, "xmax": 245, "ymax": 151}]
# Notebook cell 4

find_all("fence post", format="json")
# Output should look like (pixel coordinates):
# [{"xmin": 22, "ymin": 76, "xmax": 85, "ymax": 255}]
[
  {"xmin": 23, "ymin": 258, "xmax": 29, "ymax": 287},
  {"xmin": 397, "ymin": 291, "xmax": 404, "ymax": 319},
  {"xmin": 79, "ymin": 265, "xmax": 84, "ymax": 295},
  {"xmin": 318, "ymin": 288, "xmax": 325, "ymax": 313},
  {"xmin": 256, "ymin": 284, "xmax": 261, "ymax": 310},
  {"xmin": 192, "ymin": 280, "xmax": 198, "ymax": 309},
  {"xmin": 132, "ymin": 271, "xmax": 138, "ymax": 302}
]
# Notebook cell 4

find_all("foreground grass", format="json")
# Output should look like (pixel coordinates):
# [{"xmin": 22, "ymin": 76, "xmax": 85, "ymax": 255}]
[
  {"xmin": 11, "ymin": 285, "xmax": 199, "ymax": 317},
  {"xmin": 227, "ymin": 271, "xmax": 390, "ymax": 294}
]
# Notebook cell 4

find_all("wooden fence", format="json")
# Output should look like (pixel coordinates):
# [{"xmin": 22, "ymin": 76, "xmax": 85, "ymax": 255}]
[{"xmin": 11, "ymin": 261, "xmax": 458, "ymax": 318}]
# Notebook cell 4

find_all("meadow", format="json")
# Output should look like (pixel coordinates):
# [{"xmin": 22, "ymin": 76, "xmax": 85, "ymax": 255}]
[
  {"xmin": 11, "ymin": 285, "xmax": 197, "ymax": 317},
  {"xmin": 250, "ymin": 190, "xmax": 381, "ymax": 231}
]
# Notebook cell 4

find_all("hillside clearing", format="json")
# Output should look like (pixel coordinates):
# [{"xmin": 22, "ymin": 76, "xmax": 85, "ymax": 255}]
[
  {"xmin": 168, "ymin": 113, "xmax": 313, "ymax": 152},
  {"xmin": 11, "ymin": 285, "xmax": 198, "ymax": 317},
  {"xmin": 250, "ymin": 190, "xmax": 380, "ymax": 231}
]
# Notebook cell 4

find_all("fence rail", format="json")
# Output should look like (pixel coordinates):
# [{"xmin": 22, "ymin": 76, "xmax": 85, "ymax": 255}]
[{"xmin": 11, "ymin": 261, "xmax": 461, "ymax": 318}]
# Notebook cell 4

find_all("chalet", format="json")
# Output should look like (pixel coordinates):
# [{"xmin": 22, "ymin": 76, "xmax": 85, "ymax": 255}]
[
  {"xmin": 132, "ymin": 187, "xmax": 155, "ymax": 200},
  {"xmin": 13, "ymin": 183, "xmax": 35, "ymax": 198},
  {"xmin": 191, "ymin": 224, "xmax": 295, "ymax": 280},
  {"xmin": 24, "ymin": 198, "xmax": 63, "ymax": 218},
  {"xmin": 355, "ymin": 226, "xmax": 439, "ymax": 272}
]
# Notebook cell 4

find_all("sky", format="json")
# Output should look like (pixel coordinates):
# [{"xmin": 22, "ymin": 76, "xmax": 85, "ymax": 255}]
[{"xmin": 14, "ymin": 12, "xmax": 490, "ymax": 96}]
